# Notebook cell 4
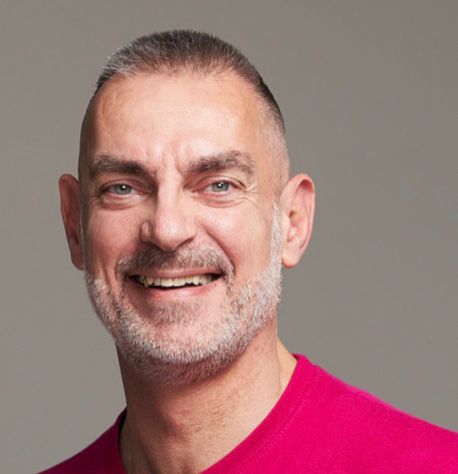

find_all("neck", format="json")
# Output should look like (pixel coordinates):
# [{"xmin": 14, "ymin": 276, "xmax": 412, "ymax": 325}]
[{"xmin": 118, "ymin": 325, "xmax": 296, "ymax": 474}]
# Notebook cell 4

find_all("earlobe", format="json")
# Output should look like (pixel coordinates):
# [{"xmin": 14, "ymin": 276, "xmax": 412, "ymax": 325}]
[
  {"xmin": 59, "ymin": 174, "xmax": 84, "ymax": 270},
  {"xmin": 280, "ymin": 174, "xmax": 315, "ymax": 268}
]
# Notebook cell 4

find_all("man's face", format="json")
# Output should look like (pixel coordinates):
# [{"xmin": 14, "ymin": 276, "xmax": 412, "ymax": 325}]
[{"xmin": 73, "ymin": 72, "xmax": 286, "ymax": 382}]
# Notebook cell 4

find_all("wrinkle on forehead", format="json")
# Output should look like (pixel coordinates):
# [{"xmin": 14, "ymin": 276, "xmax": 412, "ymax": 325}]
[{"xmin": 78, "ymin": 71, "xmax": 289, "ymax": 195}]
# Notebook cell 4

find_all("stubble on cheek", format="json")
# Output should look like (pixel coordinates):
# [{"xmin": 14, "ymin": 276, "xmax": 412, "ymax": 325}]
[
  {"xmin": 83, "ymin": 205, "xmax": 283, "ymax": 383},
  {"xmin": 83, "ymin": 245, "xmax": 236, "ymax": 362}
]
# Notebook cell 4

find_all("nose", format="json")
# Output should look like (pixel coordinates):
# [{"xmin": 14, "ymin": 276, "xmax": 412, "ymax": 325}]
[{"xmin": 140, "ymin": 190, "xmax": 197, "ymax": 252}]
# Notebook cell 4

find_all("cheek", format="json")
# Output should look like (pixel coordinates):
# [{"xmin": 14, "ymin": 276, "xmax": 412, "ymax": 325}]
[
  {"xmin": 83, "ymin": 210, "xmax": 140, "ymax": 277},
  {"xmin": 204, "ymin": 207, "xmax": 272, "ymax": 274}
]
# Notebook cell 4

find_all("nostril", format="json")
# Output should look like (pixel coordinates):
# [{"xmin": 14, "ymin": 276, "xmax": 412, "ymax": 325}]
[{"xmin": 140, "ymin": 217, "xmax": 196, "ymax": 252}]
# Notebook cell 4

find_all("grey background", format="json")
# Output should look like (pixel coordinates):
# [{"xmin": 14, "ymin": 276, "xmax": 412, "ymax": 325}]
[{"xmin": 1, "ymin": 1, "xmax": 456, "ymax": 472}]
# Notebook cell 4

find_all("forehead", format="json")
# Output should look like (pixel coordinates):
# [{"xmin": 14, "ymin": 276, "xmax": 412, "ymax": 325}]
[{"xmin": 82, "ymin": 71, "xmax": 273, "ymax": 176}]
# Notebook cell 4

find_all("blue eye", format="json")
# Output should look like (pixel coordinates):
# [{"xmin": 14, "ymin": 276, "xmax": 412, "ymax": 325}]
[
  {"xmin": 210, "ymin": 181, "xmax": 230, "ymax": 192},
  {"xmin": 111, "ymin": 184, "xmax": 133, "ymax": 195}
]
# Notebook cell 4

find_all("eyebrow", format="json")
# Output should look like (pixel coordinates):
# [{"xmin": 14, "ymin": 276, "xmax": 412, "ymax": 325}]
[
  {"xmin": 186, "ymin": 151, "xmax": 255, "ymax": 178},
  {"xmin": 88, "ymin": 155, "xmax": 153, "ymax": 181},
  {"xmin": 87, "ymin": 150, "xmax": 255, "ymax": 181}
]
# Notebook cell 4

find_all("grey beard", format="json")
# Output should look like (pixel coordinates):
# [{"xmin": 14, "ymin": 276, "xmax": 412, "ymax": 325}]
[{"xmin": 85, "ymin": 206, "xmax": 283, "ymax": 386}]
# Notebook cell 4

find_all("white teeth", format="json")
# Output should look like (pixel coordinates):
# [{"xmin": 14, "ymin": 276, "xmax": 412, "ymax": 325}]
[{"xmin": 136, "ymin": 274, "xmax": 214, "ymax": 288}]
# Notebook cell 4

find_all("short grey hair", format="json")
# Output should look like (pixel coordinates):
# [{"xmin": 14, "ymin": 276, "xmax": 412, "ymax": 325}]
[
  {"xmin": 80, "ymin": 30, "xmax": 290, "ymax": 191},
  {"xmin": 94, "ymin": 30, "xmax": 285, "ymax": 134}
]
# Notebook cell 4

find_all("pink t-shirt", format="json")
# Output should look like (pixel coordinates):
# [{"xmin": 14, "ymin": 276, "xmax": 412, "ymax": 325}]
[{"xmin": 38, "ymin": 355, "xmax": 458, "ymax": 473}]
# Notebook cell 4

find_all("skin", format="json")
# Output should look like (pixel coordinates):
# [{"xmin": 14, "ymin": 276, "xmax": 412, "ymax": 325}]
[{"xmin": 60, "ymin": 70, "xmax": 315, "ymax": 473}]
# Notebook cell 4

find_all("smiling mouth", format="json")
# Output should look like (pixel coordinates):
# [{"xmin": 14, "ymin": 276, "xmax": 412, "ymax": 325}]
[{"xmin": 131, "ymin": 274, "xmax": 220, "ymax": 289}]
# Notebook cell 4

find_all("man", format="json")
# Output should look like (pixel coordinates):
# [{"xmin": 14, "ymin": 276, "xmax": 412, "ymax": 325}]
[{"xmin": 41, "ymin": 30, "xmax": 457, "ymax": 473}]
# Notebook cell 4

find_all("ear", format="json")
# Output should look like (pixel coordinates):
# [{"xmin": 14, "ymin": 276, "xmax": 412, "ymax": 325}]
[
  {"xmin": 279, "ymin": 174, "xmax": 315, "ymax": 268},
  {"xmin": 59, "ymin": 174, "xmax": 84, "ymax": 270}
]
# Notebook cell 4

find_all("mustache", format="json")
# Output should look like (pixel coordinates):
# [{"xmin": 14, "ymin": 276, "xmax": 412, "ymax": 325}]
[{"xmin": 117, "ymin": 245, "xmax": 234, "ymax": 276}]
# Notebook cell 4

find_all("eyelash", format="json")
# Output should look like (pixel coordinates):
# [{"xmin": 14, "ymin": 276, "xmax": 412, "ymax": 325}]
[
  {"xmin": 106, "ymin": 183, "xmax": 134, "ymax": 195},
  {"xmin": 98, "ymin": 183, "xmax": 145, "ymax": 202},
  {"xmin": 98, "ymin": 178, "xmax": 240, "ymax": 204},
  {"xmin": 204, "ymin": 180, "xmax": 233, "ymax": 193}
]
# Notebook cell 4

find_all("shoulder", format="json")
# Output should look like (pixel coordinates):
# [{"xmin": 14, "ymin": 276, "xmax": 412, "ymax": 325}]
[
  {"xmin": 299, "ymin": 357, "xmax": 458, "ymax": 472},
  {"xmin": 36, "ymin": 413, "xmax": 125, "ymax": 474}
]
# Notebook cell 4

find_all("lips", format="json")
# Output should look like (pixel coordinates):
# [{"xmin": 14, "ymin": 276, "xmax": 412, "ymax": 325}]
[
  {"xmin": 133, "ymin": 273, "xmax": 219, "ymax": 289},
  {"xmin": 119, "ymin": 247, "xmax": 231, "ymax": 295}
]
